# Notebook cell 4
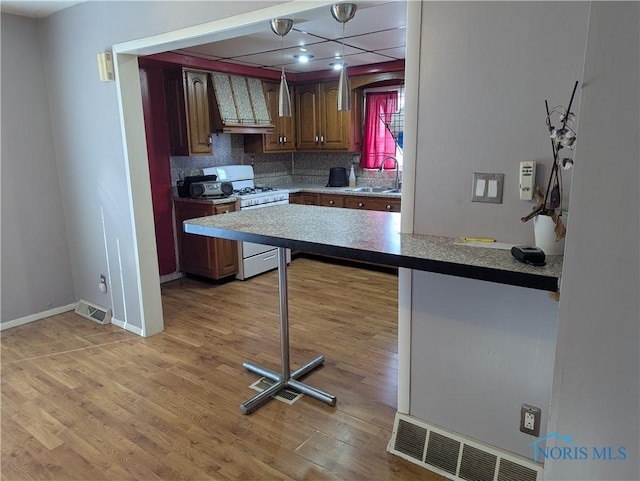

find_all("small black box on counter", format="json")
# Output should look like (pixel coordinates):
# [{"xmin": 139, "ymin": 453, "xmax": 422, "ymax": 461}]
[
  {"xmin": 177, "ymin": 175, "xmax": 217, "ymax": 197},
  {"xmin": 511, "ymin": 246, "xmax": 546, "ymax": 266}
]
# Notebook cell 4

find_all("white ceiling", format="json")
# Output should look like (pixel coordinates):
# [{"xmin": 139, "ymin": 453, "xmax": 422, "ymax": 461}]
[
  {"xmin": 174, "ymin": 1, "xmax": 407, "ymax": 73},
  {"xmin": 0, "ymin": 0, "xmax": 86, "ymax": 18},
  {"xmin": 1, "ymin": 0, "xmax": 407, "ymax": 74}
]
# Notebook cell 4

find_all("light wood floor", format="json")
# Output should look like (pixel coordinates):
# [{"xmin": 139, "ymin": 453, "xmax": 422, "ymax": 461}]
[{"xmin": 1, "ymin": 257, "xmax": 445, "ymax": 481}]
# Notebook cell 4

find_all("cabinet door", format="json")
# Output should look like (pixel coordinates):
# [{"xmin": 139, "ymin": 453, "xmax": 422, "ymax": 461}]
[
  {"xmin": 184, "ymin": 70, "xmax": 212, "ymax": 155},
  {"xmin": 295, "ymin": 84, "xmax": 320, "ymax": 150},
  {"xmin": 175, "ymin": 201, "xmax": 215, "ymax": 277},
  {"xmin": 165, "ymin": 69, "xmax": 189, "ymax": 156},
  {"xmin": 262, "ymin": 81, "xmax": 295, "ymax": 152},
  {"xmin": 345, "ymin": 195, "xmax": 401, "ymax": 212},
  {"xmin": 319, "ymin": 82, "xmax": 349, "ymax": 150},
  {"xmin": 319, "ymin": 194, "xmax": 345, "ymax": 207},
  {"xmin": 212, "ymin": 203, "xmax": 239, "ymax": 278}
]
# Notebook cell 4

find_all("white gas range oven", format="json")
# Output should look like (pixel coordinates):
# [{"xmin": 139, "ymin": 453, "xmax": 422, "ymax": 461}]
[{"xmin": 203, "ymin": 165, "xmax": 290, "ymax": 280}]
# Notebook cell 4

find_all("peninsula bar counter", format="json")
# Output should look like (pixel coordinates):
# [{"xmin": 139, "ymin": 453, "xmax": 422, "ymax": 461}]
[{"xmin": 184, "ymin": 204, "xmax": 563, "ymax": 413}]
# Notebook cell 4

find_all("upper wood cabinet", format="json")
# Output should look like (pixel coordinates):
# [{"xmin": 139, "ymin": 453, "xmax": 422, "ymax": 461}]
[
  {"xmin": 244, "ymin": 80, "xmax": 295, "ymax": 153},
  {"xmin": 165, "ymin": 69, "xmax": 212, "ymax": 156},
  {"xmin": 295, "ymin": 81, "xmax": 350, "ymax": 151}
]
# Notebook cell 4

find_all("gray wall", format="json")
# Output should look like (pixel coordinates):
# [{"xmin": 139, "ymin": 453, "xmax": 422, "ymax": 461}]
[
  {"xmin": 411, "ymin": 272, "xmax": 559, "ymax": 458},
  {"xmin": 34, "ymin": 1, "xmax": 281, "ymax": 330},
  {"xmin": 546, "ymin": 3, "xmax": 639, "ymax": 480},
  {"xmin": 413, "ymin": 2, "xmax": 587, "ymax": 243},
  {"xmin": 1, "ymin": 14, "xmax": 75, "ymax": 322},
  {"xmin": 408, "ymin": 1, "xmax": 589, "ymax": 460}
]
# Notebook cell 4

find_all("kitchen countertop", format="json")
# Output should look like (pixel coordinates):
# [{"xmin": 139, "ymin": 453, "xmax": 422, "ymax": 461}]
[
  {"xmin": 184, "ymin": 204, "xmax": 562, "ymax": 292},
  {"xmin": 173, "ymin": 184, "xmax": 401, "ymax": 205},
  {"xmin": 282, "ymin": 184, "xmax": 402, "ymax": 198}
]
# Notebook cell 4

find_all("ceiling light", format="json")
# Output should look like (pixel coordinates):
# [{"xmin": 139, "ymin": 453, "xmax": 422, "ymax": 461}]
[
  {"xmin": 294, "ymin": 54, "xmax": 314, "ymax": 63},
  {"xmin": 330, "ymin": 62, "xmax": 344, "ymax": 70},
  {"xmin": 331, "ymin": 3, "xmax": 357, "ymax": 111},
  {"xmin": 269, "ymin": 18, "xmax": 294, "ymax": 117}
]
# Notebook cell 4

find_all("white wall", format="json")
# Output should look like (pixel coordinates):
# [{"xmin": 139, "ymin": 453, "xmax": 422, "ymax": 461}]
[
  {"xmin": 545, "ymin": 3, "xmax": 639, "ymax": 480},
  {"xmin": 1, "ymin": 13, "xmax": 75, "ymax": 323},
  {"xmin": 408, "ymin": 1, "xmax": 590, "ymax": 461},
  {"xmin": 35, "ymin": 1, "xmax": 283, "ymax": 333}
]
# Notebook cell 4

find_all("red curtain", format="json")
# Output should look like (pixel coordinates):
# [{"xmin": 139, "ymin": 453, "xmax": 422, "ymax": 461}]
[{"xmin": 360, "ymin": 91, "xmax": 398, "ymax": 169}]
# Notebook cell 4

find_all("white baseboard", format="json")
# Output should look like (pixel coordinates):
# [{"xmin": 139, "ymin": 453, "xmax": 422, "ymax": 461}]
[
  {"xmin": 1, "ymin": 303, "xmax": 76, "ymax": 331},
  {"xmin": 159, "ymin": 271, "xmax": 183, "ymax": 284},
  {"xmin": 110, "ymin": 317, "xmax": 144, "ymax": 336}
]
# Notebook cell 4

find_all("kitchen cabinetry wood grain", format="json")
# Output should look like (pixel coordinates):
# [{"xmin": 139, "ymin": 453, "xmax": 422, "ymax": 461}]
[
  {"xmin": 165, "ymin": 69, "xmax": 212, "ymax": 156},
  {"xmin": 318, "ymin": 194, "xmax": 345, "ymax": 208},
  {"xmin": 344, "ymin": 195, "xmax": 401, "ymax": 212},
  {"xmin": 295, "ymin": 82, "xmax": 349, "ymax": 151},
  {"xmin": 244, "ymin": 81, "xmax": 295, "ymax": 153},
  {"xmin": 174, "ymin": 199, "xmax": 238, "ymax": 279},
  {"xmin": 291, "ymin": 192, "xmax": 400, "ymax": 212},
  {"xmin": 289, "ymin": 192, "xmax": 319, "ymax": 205}
]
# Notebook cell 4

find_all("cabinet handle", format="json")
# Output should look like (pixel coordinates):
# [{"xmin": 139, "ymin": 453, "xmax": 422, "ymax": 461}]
[
  {"xmin": 329, "ymin": 200, "xmax": 335, "ymax": 205},
  {"xmin": 315, "ymin": 135, "xmax": 319, "ymax": 143},
  {"xmin": 283, "ymin": 136, "xmax": 286, "ymax": 143},
  {"xmin": 386, "ymin": 205, "xmax": 392, "ymax": 210},
  {"xmin": 207, "ymin": 135, "xmax": 212, "ymax": 146},
  {"xmin": 278, "ymin": 135, "xmax": 282, "ymax": 144},
  {"xmin": 320, "ymin": 135, "xmax": 324, "ymax": 144},
  {"xmin": 358, "ymin": 202, "xmax": 365, "ymax": 208},
  {"xmin": 223, "ymin": 210, "xmax": 230, "ymax": 214}
]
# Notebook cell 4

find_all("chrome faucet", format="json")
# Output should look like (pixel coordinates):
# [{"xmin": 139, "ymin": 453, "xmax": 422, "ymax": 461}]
[{"xmin": 378, "ymin": 156, "xmax": 401, "ymax": 190}]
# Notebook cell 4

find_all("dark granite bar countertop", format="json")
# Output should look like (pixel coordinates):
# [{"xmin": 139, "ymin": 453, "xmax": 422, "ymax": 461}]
[{"xmin": 184, "ymin": 204, "xmax": 562, "ymax": 292}]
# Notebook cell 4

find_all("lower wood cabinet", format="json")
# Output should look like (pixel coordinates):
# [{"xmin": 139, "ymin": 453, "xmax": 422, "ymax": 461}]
[
  {"xmin": 289, "ymin": 192, "xmax": 319, "ymax": 205},
  {"xmin": 290, "ymin": 192, "xmax": 400, "ymax": 212},
  {"xmin": 174, "ymin": 199, "xmax": 239, "ymax": 279},
  {"xmin": 318, "ymin": 194, "xmax": 345, "ymax": 208},
  {"xmin": 289, "ymin": 192, "xmax": 401, "ymax": 212},
  {"xmin": 344, "ymin": 195, "xmax": 401, "ymax": 212}
]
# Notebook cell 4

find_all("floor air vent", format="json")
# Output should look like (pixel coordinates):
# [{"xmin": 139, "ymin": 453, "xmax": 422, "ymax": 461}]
[
  {"xmin": 394, "ymin": 419, "xmax": 427, "ymax": 460},
  {"xmin": 75, "ymin": 299, "xmax": 112, "ymax": 325},
  {"xmin": 249, "ymin": 377, "xmax": 303, "ymax": 405},
  {"xmin": 388, "ymin": 413, "xmax": 543, "ymax": 481}
]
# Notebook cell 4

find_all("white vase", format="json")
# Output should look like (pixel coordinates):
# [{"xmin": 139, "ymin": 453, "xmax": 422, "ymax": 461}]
[{"xmin": 533, "ymin": 213, "xmax": 568, "ymax": 255}]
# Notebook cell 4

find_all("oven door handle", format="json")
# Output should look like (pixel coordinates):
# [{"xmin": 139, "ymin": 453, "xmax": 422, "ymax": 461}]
[{"xmin": 240, "ymin": 199, "xmax": 290, "ymax": 210}]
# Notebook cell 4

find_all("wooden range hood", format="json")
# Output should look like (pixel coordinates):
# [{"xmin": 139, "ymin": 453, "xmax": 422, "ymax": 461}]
[{"xmin": 210, "ymin": 73, "xmax": 275, "ymax": 134}]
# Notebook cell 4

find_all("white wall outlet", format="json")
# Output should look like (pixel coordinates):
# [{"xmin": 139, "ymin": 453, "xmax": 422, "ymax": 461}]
[
  {"xmin": 519, "ymin": 161, "xmax": 536, "ymax": 200},
  {"xmin": 520, "ymin": 404, "xmax": 541, "ymax": 436}
]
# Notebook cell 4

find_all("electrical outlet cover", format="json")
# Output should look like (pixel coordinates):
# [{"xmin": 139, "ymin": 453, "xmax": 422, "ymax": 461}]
[{"xmin": 520, "ymin": 404, "xmax": 541, "ymax": 437}]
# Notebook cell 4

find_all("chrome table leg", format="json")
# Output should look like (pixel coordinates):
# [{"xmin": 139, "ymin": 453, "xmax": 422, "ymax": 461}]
[{"xmin": 240, "ymin": 247, "xmax": 336, "ymax": 414}]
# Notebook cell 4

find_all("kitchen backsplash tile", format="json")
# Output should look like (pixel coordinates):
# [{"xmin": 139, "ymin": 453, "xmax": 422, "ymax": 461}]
[{"xmin": 170, "ymin": 133, "xmax": 401, "ymax": 188}]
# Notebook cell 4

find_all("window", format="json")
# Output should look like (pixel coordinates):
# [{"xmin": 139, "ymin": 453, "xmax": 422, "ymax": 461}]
[{"xmin": 360, "ymin": 87, "xmax": 404, "ymax": 170}]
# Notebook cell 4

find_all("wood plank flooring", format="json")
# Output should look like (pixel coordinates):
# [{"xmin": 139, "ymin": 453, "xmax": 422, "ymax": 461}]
[{"xmin": 1, "ymin": 257, "xmax": 445, "ymax": 481}]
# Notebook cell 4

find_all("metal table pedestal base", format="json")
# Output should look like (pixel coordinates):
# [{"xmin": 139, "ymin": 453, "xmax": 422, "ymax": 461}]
[{"xmin": 240, "ymin": 247, "xmax": 337, "ymax": 415}]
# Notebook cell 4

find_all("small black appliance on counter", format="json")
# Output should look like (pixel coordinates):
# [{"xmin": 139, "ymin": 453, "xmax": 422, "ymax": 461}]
[
  {"xmin": 326, "ymin": 167, "xmax": 348, "ymax": 187},
  {"xmin": 177, "ymin": 174, "xmax": 217, "ymax": 197}
]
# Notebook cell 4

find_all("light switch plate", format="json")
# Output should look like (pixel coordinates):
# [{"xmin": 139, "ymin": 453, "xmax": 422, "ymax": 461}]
[{"xmin": 472, "ymin": 173, "xmax": 504, "ymax": 204}]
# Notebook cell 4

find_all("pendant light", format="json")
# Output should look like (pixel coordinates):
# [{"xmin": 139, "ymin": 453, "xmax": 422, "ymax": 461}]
[
  {"xmin": 331, "ymin": 3, "xmax": 357, "ymax": 111},
  {"xmin": 270, "ymin": 18, "xmax": 294, "ymax": 117}
]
